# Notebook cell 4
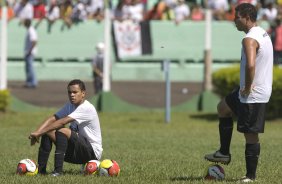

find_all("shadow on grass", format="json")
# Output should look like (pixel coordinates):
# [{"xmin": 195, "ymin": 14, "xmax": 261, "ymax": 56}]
[
  {"xmin": 171, "ymin": 176, "xmax": 239, "ymax": 182},
  {"xmin": 189, "ymin": 113, "xmax": 218, "ymax": 121},
  {"xmin": 170, "ymin": 176, "xmax": 203, "ymax": 182},
  {"xmin": 63, "ymin": 169, "xmax": 82, "ymax": 175}
]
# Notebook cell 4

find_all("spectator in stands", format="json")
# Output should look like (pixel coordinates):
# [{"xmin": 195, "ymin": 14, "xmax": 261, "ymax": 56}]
[
  {"xmin": 60, "ymin": 0, "xmax": 73, "ymax": 30},
  {"xmin": 120, "ymin": 0, "xmax": 144, "ymax": 22},
  {"xmin": 163, "ymin": 0, "xmax": 177, "ymax": 20},
  {"xmin": 173, "ymin": 0, "xmax": 190, "ymax": 25},
  {"xmin": 190, "ymin": 4, "xmax": 205, "ymax": 21},
  {"xmin": 141, "ymin": 0, "xmax": 147, "ymax": 11},
  {"xmin": 269, "ymin": 18, "xmax": 282, "ymax": 64},
  {"xmin": 205, "ymin": 0, "xmax": 229, "ymax": 20},
  {"xmin": 277, "ymin": 3, "xmax": 282, "ymax": 19},
  {"xmin": 33, "ymin": 0, "xmax": 46, "ymax": 19},
  {"xmin": 164, "ymin": 0, "xmax": 177, "ymax": 9},
  {"xmin": 121, "ymin": 0, "xmax": 132, "ymax": 21},
  {"xmin": 237, "ymin": 0, "xmax": 257, "ymax": 5},
  {"xmin": 112, "ymin": 0, "xmax": 124, "ymax": 21},
  {"xmin": 261, "ymin": 2, "xmax": 278, "ymax": 22},
  {"xmin": 224, "ymin": 2, "xmax": 236, "ymax": 21},
  {"xmin": 23, "ymin": 19, "xmax": 38, "ymax": 88},
  {"xmin": 72, "ymin": 1, "xmax": 87, "ymax": 24},
  {"xmin": 13, "ymin": 0, "xmax": 33, "ymax": 25},
  {"xmin": 0, "ymin": 0, "xmax": 14, "ymax": 22},
  {"xmin": 46, "ymin": 0, "xmax": 60, "ymax": 33},
  {"xmin": 92, "ymin": 42, "xmax": 105, "ymax": 94},
  {"xmin": 144, "ymin": 0, "xmax": 167, "ymax": 20},
  {"xmin": 129, "ymin": 0, "xmax": 144, "ymax": 22},
  {"xmin": 255, "ymin": 1, "xmax": 265, "ymax": 21},
  {"xmin": 86, "ymin": 0, "xmax": 104, "ymax": 22},
  {"xmin": 33, "ymin": 0, "xmax": 46, "ymax": 28},
  {"xmin": 145, "ymin": 0, "xmax": 177, "ymax": 21}
]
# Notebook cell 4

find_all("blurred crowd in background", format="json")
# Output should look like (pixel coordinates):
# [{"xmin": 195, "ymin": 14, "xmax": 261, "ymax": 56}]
[{"xmin": 0, "ymin": 0, "xmax": 282, "ymax": 26}]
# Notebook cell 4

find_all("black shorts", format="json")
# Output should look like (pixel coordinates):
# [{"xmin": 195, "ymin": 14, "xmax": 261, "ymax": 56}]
[
  {"xmin": 64, "ymin": 131, "xmax": 97, "ymax": 164},
  {"xmin": 225, "ymin": 88, "xmax": 267, "ymax": 133}
]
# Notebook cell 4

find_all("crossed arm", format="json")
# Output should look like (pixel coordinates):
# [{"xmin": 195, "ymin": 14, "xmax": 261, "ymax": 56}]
[{"xmin": 29, "ymin": 115, "xmax": 74, "ymax": 145}]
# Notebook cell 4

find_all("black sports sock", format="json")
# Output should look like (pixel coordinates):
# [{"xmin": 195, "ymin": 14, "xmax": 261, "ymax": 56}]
[
  {"xmin": 38, "ymin": 135, "xmax": 52, "ymax": 174},
  {"xmin": 219, "ymin": 117, "xmax": 233, "ymax": 155},
  {"xmin": 245, "ymin": 143, "xmax": 260, "ymax": 179},
  {"xmin": 54, "ymin": 131, "xmax": 68, "ymax": 173}
]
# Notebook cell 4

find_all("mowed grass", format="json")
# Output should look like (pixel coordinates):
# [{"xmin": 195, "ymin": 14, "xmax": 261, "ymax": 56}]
[{"xmin": 0, "ymin": 111, "xmax": 281, "ymax": 184}]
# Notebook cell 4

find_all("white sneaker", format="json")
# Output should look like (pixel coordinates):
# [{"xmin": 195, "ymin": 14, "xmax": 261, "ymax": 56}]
[
  {"xmin": 204, "ymin": 150, "xmax": 231, "ymax": 165},
  {"xmin": 237, "ymin": 176, "xmax": 254, "ymax": 183}
]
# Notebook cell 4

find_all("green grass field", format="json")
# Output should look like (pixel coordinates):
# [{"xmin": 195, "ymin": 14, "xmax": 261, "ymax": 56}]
[{"xmin": 0, "ymin": 111, "xmax": 281, "ymax": 184}]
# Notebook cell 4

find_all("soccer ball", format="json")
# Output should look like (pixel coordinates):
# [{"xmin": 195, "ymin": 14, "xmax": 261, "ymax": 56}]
[
  {"xmin": 84, "ymin": 160, "xmax": 100, "ymax": 175},
  {"xmin": 204, "ymin": 164, "xmax": 225, "ymax": 180},
  {"xmin": 16, "ymin": 159, "xmax": 38, "ymax": 176},
  {"xmin": 98, "ymin": 159, "xmax": 120, "ymax": 177}
]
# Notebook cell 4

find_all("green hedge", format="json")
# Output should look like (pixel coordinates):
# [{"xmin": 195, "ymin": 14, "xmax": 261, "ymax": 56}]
[
  {"xmin": 0, "ymin": 89, "xmax": 10, "ymax": 112},
  {"xmin": 212, "ymin": 65, "xmax": 282, "ymax": 119}
]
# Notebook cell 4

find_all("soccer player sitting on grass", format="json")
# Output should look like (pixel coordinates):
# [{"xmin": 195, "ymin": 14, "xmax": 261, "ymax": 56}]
[{"xmin": 29, "ymin": 79, "xmax": 103, "ymax": 176}]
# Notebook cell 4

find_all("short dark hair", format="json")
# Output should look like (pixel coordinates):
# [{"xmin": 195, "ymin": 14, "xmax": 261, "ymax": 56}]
[
  {"xmin": 235, "ymin": 3, "xmax": 257, "ymax": 22},
  {"xmin": 68, "ymin": 79, "xmax": 86, "ymax": 91},
  {"xmin": 24, "ymin": 19, "xmax": 32, "ymax": 26}
]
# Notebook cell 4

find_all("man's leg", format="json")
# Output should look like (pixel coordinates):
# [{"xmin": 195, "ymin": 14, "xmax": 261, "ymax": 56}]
[
  {"xmin": 244, "ymin": 133, "xmax": 260, "ymax": 180},
  {"xmin": 218, "ymin": 100, "xmax": 234, "ymax": 155},
  {"xmin": 53, "ymin": 128, "xmax": 71, "ymax": 175},
  {"xmin": 204, "ymin": 99, "xmax": 233, "ymax": 164},
  {"xmin": 25, "ymin": 55, "xmax": 37, "ymax": 87},
  {"xmin": 38, "ymin": 134, "xmax": 53, "ymax": 174}
]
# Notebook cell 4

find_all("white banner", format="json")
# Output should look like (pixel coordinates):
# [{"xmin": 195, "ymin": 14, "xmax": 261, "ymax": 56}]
[{"xmin": 113, "ymin": 20, "xmax": 142, "ymax": 58}]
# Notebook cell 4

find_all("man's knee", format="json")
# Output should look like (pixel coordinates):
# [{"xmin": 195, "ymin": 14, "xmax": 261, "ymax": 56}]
[
  {"xmin": 57, "ymin": 128, "xmax": 72, "ymax": 139},
  {"xmin": 244, "ymin": 133, "xmax": 259, "ymax": 144},
  {"xmin": 217, "ymin": 100, "xmax": 232, "ymax": 117}
]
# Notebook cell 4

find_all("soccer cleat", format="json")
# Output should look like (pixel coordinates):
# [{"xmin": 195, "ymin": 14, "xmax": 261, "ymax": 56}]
[
  {"xmin": 204, "ymin": 150, "xmax": 231, "ymax": 165},
  {"xmin": 50, "ymin": 171, "xmax": 62, "ymax": 177},
  {"xmin": 237, "ymin": 176, "xmax": 254, "ymax": 183}
]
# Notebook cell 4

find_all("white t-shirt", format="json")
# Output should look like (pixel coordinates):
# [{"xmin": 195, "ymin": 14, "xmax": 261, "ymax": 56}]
[
  {"xmin": 174, "ymin": 4, "xmax": 190, "ymax": 22},
  {"xmin": 55, "ymin": 100, "xmax": 103, "ymax": 160},
  {"xmin": 262, "ymin": 7, "xmax": 278, "ymax": 21},
  {"xmin": 46, "ymin": 6, "xmax": 60, "ymax": 21},
  {"xmin": 25, "ymin": 26, "xmax": 38, "ymax": 56},
  {"xmin": 86, "ymin": 0, "xmax": 104, "ymax": 14},
  {"xmin": 14, "ymin": 2, "xmax": 33, "ymax": 20},
  {"xmin": 239, "ymin": 26, "xmax": 273, "ymax": 103},
  {"xmin": 128, "ymin": 3, "xmax": 144, "ymax": 22},
  {"xmin": 207, "ymin": 0, "xmax": 229, "ymax": 11}
]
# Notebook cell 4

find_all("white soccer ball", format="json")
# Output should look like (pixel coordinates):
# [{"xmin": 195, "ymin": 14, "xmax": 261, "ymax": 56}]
[{"xmin": 16, "ymin": 159, "xmax": 38, "ymax": 176}]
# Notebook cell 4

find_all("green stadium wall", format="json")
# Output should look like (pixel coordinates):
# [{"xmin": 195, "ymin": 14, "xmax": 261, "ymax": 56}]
[
  {"xmin": 4, "ymin": 19, "xmax": 270, "ymax": 82},
  {"xmin": 3, "ymin": 19, "xmax": 268, "ymax": 112}
]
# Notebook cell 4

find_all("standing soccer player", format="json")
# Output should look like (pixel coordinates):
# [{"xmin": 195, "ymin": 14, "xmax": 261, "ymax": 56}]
[
  {"xmin": 23, "ymin": 19, "xmax": 38, "ymax": 88},
  {"xmin": 204, "ymin": 3, "xmax": 273, "ymax": 183},
  {"xmin": 29, "ymin": 79, "xmax": 103, "ymax": 176},
  {"xmin": 92, "ymin": 42, "xmax": 105, "ymax": 94}
]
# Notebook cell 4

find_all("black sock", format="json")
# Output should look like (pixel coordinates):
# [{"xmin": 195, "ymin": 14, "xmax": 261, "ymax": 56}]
[
  {"xmin": 219, "ymin": 117, "xmax": 233, "ymax": 155},
  {"xmin": 38, "ymin": 135, "xmax": 52, "ymax": 174},
  {"xmin": 54, "ymin": 131, "xmax": 68, "ymax": 173},
  {"xmin": 245, "ymin": 143, "xmax": 260, "ymax": 179}
]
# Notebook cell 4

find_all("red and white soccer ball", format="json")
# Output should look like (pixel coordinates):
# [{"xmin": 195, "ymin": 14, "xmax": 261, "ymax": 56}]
[
  {"xmin": 204, "ymin": 164, "xmax": 225, "ymax": 180},
  {"xmin": 16, "ymin": 159, "xmax": 38, "ymax": 176},
  {"xmin": 84, "ymin": 160, "xmax": 100, "ymax": 175},
  {"xmin": 98, "ymin": 159, "xmax": 120, "ymax": 177}
]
